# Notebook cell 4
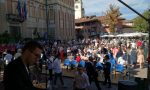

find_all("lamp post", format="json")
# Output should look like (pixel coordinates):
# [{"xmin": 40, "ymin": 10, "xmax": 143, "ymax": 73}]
[
  {"xmin": 45, "ymin": 0, "xmax": 48, "ymax": 89},
  {"xmin": 118, "ymin": 0, "xmax": 150, "ymax": 89},
  {"xmin": 46, "ymin": 0, "xmax": 49, "ymax": 39}
]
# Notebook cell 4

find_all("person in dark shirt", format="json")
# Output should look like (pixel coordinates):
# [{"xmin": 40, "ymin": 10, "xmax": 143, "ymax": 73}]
[
  {"xmin": 85, "ymin": 57, "xmax": 101, "ymax": 90},
  {"xmin": 101, "ymin": 46, "xmax": 108, "ymax": 54},
  {"xmin": 3, "ymin": 41, "xmax": 43, "ymax": 90},
  {"xmin": 103, "ymin": 55, "xmax": 111, "ymax": 88}
]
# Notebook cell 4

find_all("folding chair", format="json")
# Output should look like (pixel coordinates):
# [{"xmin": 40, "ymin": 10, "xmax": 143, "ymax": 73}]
[
  {"xmin": 115, "ymin": 64, "xmax": 125, "ymax": 79},
  {"xmin": 96, "ymin": 61, "xmax": 103, "ymax": 78},
  {"xmin": 96, "ymin": 61, "xmax": 103, "ymax": 71},
  {"xmin": 78, "ymin": 60, "xmax": 85, "ymax": 68},
  {"xmin": 63, "ymin": 59, "xmax": 71, "ymax": 69},
  {"xmin": 71, "ymin": 59, "xmax": 77, "ymax": 69}
]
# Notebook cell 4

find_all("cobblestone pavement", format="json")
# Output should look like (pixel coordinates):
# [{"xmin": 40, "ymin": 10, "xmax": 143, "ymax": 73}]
[
  {"xmin": 47, "ymin": 77, "xmax": 118, "ymax": 90},
  {"xmin": 0, "ymin": 63, "xmax": 149, "ymax": 90}
]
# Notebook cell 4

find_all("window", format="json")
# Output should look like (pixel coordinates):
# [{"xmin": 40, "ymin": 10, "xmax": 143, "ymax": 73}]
[
  {"xmin": 12, "ymin": 2, "xmax": 18, "ymax": 14},
  {"xmin": 32, "ymin": 6, "xmax": 35, "ymax": 17},
  {"xmin": 49, "ymin": 6, "xmax": 55, "ymax": 23}
]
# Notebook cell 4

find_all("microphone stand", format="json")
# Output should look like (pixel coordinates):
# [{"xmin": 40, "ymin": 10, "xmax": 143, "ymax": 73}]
[{"xmin": 45, "ymin": 61, "xmax": 48, "ymax": 89}]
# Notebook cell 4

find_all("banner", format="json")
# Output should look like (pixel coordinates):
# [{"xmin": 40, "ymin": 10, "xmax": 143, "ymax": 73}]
[{"xmin": 17, "ymin": 0, "xmax": 27, "ymax": 20}]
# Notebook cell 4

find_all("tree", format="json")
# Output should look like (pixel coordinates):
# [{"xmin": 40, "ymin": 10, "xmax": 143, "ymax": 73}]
[
  {"xmin": 133, "ymin": 10, "xmax": 150, "ymax": 32},
  {"xmin": 0, "ymin": 31, "xmax": 10, "ymax": 43},
  {"xmin": 102, "ymin": 4, "xmax": 122, "ymax": 34}
]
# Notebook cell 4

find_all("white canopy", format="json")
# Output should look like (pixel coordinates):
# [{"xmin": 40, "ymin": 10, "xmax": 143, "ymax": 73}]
[
  {"xmin": 100, "ymin": 32, "xmax": 148, "ymax": 38},
  {"xmin": 116, "ymin": 32, "xmax": 148, "ymax": 37},
  {"xmin": 100, "ymin": 34, "xmax": 116, "ymax": 37}
]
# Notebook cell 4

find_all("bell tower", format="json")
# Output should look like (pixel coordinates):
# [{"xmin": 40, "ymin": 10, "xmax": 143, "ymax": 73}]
[{"xmin": 74, "ymin": 0, "xmax": 84, "ymax": 19}]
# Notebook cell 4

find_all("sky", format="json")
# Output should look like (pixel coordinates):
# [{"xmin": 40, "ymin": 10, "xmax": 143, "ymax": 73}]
[{"xmin": 82, "ymin": 0, "xmax": 150, "ymax": 20}]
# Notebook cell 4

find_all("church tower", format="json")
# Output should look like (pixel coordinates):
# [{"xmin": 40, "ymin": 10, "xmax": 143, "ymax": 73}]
[{"xmin": 74, "ymin": 0, "xmax": 85, "ymax": 19}]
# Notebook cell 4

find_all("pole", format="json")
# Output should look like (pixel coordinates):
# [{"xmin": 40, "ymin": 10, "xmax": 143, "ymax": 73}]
[
  {"xmin": 148, "ymin": 18, "xmax": 150, "ymax": 90},
  {"xmin": 117, "ymin": 0, "xmax": 150, "ymax": 89},
  {"xmin": 45, "ymin": 0, "xmax": 48, "ymax": 89},
  {"xmin": 46, "ymin": 0, "xmax": 49, "ymax": 39},
  {"xmin": 118, "ymin": 0, "xmax": 148, "ymax": 21}
]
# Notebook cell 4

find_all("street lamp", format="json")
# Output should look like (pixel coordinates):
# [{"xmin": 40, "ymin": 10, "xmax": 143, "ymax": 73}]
[
  {"xmin": 46, "ymin": 0, "xmax": 49, "ymax": 39},
  {"xmin": 45, "ymin": 0, "xmax": 48, "ymax": 89}
]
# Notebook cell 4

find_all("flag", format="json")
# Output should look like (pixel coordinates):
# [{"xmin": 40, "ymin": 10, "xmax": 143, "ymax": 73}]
[
  {"xmin": 23, "ymin": 1, "xmax": 27, "ymax": 19},
  {"xmin": 17, "ymin": 0, "xmax": 27, "ymax": 21},
  {"xmin": 17, "ymin": 0, "xmax": 21, "ymax": 16}
]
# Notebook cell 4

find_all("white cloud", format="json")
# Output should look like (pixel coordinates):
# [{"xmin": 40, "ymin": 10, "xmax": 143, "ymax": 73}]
[{"xmin": 82, "ymin": 0, "xmax": 150, "ymax": 20}]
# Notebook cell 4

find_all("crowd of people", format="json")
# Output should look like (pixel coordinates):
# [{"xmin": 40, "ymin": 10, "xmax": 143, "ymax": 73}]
[{"xmin": 0, "ymin": 37, "xmax": 149, "ymax": 90}]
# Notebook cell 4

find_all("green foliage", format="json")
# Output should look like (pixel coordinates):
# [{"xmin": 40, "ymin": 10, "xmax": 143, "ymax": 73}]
[
  {"xmin": 133, "ymin": 10, "xmax": 150, "ymax": 32},
  {"xmin": 103, "ymin": 4, "xmax": 122, "ymax": 34},
  {"xmin": 0, "ymin": 31, "xmax": 10, "ymax": 44},
  {"xmin": 0, "ymin": 31, "xmax": 21, "ymax": 44}
]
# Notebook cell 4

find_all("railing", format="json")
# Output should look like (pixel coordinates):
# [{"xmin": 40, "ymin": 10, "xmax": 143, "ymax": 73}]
[{"xmin": 6, "ymin": 13, "xmax": 25, "ymax": 23}]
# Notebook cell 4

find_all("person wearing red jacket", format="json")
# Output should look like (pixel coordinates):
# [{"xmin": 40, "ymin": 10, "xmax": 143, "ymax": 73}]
[{"xmin": 76, "ymin": 54, "xmax": 81, "ymax": 63}]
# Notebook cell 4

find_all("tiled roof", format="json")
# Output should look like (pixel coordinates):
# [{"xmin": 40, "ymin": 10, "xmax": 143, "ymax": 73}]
[
  {"xmin": 75, "ymin": 15, "xmax": 133, "ymax": 28},
  {"xmin": 75, "ymin": 16, "xmax": 126, "ymax": 23},
  {"xmin": 75, "ymin": 16, "xmax": 100, "ymax": 23}
]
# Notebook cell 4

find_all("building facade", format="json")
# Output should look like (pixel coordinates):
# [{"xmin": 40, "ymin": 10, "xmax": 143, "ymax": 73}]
[
  {"xmin": 47, "ymin": 0, "xmax": 75, "ymax": 40},
  {"xmin": 74, "ymin": 0, "xmax": 84, "ymax": 19},
  {"xmin": 0, "ymin": 0, "xmax": 75, "ymax": 41},
  {"xmin": 75, "ymin": 16, "xmax": 103, "ymax": 39},
  {"xmin": 121, "ymin": 20, "xmax": 134, "ymax": 33},
  {"xmin": 0, "ymin": 0, "xmax": 7, "ymax": 36},
  {"xmin": 75, "ymin": 15, "xmax": 134, "ymax": 39}
]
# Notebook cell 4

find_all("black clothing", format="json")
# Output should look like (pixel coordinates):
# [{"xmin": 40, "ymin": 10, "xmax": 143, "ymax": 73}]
[
  {"xmin": 75, "ymin": 88, "xmax": 86, "ymax": 90},
  {"xmin": 3, "ymin": 57, "xmax": 37, "ymax": 90},
  {"xmin": 101, "ymin": 48, "xmax": 108, "ymax": 54},
  {"xmin": 49, "ymin": 69, "xmax": 53, "ymax": 81},
  {"xmin": 85, "ymin": 61, "xmax": 101, "ymax": 90},
  {"xmin": 54, "ymin": 72, "xmax": 64, "ymax": 85},
  {"xmin": 103, "ymin": 61, "xmax": 111, "ymax": 87},
  {"xmin": 103, "ymin": 62, "xmax": 111, "ymax": 75}
]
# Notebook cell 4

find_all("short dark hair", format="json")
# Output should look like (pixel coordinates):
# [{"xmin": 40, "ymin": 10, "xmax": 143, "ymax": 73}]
[
  {"xmin": 89, "ymin": 56, "xmax": 93, "ymax": 62},
  {"xmin": 104, "ymin": 54, "xmax": 110, "ymax": 60},
  {"xmin": 77, "ymin": 64, "xmax": 84, "ymax": 70},
  {"xmin": 22, "ymin": 40, "xmax": 43, "ymax": 53},
  {"xmin": 55, "ymin": 53, "xmax": 60, "ymax": 58}
]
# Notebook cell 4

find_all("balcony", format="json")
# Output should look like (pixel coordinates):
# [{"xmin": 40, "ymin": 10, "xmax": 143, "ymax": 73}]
[{"xmin": 6, "ymin": 13, "xmax": 25, "ymax": 23}]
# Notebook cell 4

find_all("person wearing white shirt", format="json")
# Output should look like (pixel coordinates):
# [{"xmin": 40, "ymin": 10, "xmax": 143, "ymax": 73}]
[
  {"xmin": 117, "ymin": 56, "xmax": 125, "ymax": 66},
  {"xmin": 47, "ymin": 53, "xmax": 54, "ymax": 81},
  {"xmin": 14, "ymin": 49, "xmax": 22, "ymax": 60},
  {"xmin": 4, "ymin": 50, "xmax": 13, "ymax": 65},
  {"xmin": 73, "ymin": 65, "xmax": 90, "ymax": 90},
  {"xmin": 53, "ymin": 54, "xmax": 64, "ymax": 88}
]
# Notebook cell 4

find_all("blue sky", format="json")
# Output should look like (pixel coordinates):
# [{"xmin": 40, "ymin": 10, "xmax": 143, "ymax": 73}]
[{"xmin": 82, "ymin": 0, "xmax": 150, "ymax": 20}]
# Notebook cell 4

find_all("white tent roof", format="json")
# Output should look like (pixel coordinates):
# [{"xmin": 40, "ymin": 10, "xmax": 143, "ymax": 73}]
[
  {"xmin": 100, "ymin": 34, "xmax": 116, "ymax": 37},
  {"xmin": 101, "ymin": 32, "xmax": 148, "ymax": 38},
  {"xmin": 116, "ymin": 32, "xmax": 148, "ymax": 37}
]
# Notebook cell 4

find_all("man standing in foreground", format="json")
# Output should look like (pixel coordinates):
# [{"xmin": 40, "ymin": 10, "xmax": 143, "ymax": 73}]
[
  {"xmin": 103, "ymin": 55, "xmax": 111, "ymax": 88},
  {"xmin": 3, "ymin": 40, "xmax": 43, "ymax": 90}
]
